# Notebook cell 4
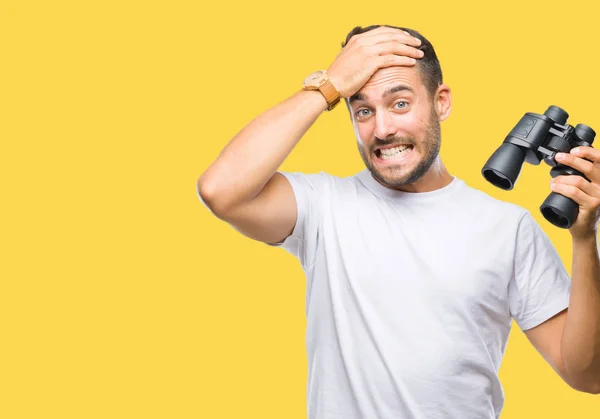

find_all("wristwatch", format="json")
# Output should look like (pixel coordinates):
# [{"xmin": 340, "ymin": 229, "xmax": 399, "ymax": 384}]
[{"xmin": 302, "ymin": 70, "xmax": 341, "ymax": 111}]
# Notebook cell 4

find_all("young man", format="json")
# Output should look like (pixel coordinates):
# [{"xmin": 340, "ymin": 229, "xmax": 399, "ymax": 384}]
[{"xmin": 197, "ymin": 25, "xmax": 600, "ymax": 418}]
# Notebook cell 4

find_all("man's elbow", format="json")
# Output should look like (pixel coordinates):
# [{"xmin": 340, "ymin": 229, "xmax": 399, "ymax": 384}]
[
  {"xmin": 581, "ymin": 379, "xmax": 600, "ymax": 395},
  {"xmin": 589, "ymin": 383, "xmax": 600, "ymax": 395},
  {"xmin": 573, "ymin": 381, "xmax": 600, "ymax": 395},
  {"xmin": 196, "ymin": 175, "xmax": 230, "ymax": 218},
  {"xmin": 565, "ymin": 371, "xmax": 600, "ymax": 394}
]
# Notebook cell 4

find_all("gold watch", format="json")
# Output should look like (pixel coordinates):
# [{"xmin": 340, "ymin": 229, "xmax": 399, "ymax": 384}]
[{"xmin": 302, "ymin": 70, "xmax": 341, "ymax": 111}]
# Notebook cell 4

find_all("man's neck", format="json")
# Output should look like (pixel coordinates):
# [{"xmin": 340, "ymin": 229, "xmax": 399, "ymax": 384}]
[{"xmin": 375, "ymin": 160, "xmax": 453, "ymax": 193}]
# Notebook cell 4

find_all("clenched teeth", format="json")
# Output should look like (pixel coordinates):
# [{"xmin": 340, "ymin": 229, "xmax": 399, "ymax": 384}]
[{"xmin": 379, "ymin": 145, "xmax": 412, "ymax": 159}]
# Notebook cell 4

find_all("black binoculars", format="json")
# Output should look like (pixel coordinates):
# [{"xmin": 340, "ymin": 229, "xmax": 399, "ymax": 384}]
[{"xmin": 482, "ymin": 105, "xmax": 596, "ymax": 229}]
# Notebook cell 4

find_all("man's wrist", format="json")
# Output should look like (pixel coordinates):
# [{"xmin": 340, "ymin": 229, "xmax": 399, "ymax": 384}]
[
  {"xmin": 302, "ymin": 70, "xmax": 341, "ymax": 111},
  {"xmin": 300, "ymin": 88, "xmax": 329, "ymax": 112},
  {"xmin": 571, "ymin": 228, "xmax": 598, "ymax": 244}
]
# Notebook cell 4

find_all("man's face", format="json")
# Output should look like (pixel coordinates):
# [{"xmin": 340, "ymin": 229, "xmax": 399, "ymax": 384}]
[{"xmin": 349, "ymin": 66, "xmax": 445, "ymax": 190}]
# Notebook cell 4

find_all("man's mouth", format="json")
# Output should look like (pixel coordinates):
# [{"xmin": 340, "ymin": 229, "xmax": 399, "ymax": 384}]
[{"xmin": 374, "ymin": 144, "xmax": 414, "ymax": 160}]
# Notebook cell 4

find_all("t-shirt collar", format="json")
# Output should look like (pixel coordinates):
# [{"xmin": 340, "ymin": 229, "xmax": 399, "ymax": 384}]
[{"xmin": 356, "ymin": 169, "xmax": 463, "ymax": 201}]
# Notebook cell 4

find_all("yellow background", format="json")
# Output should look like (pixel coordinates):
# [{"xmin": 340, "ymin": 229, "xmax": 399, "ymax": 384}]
[{"xmin": 2, "ymin": 0, "xmax": 600, "ymax": 417}]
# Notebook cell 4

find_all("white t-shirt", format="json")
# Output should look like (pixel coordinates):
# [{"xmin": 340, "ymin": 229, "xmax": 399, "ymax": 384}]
[{"xmin": 270, "ymin": 169, "xmax": 571, "ymax": 419}]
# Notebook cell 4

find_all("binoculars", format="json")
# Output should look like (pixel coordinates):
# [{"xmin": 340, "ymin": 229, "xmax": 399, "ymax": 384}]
[{"xmin": 482, "ymin": 105, "xmax": 596, "ymax": 229}]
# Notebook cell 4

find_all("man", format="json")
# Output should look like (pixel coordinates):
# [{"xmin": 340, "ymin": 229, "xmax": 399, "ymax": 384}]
[{"xmin": 197, "ymin": 24, "xmax": 600, "ymax": 418}]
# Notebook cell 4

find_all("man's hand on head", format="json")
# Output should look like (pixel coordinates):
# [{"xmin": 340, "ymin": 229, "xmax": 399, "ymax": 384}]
[{"xmin": 327, "ymin": 27, "xmax": 424, "ymax": 99}]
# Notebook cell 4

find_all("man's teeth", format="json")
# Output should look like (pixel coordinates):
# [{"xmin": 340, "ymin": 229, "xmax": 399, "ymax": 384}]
[{"xmin": 379, "ymin": 145, "xmax": 411, "ymax": 160}]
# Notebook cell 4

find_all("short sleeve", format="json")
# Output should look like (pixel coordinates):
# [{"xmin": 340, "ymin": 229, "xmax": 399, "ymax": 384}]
[
  {"xmin": 267, "ymin": 171, "xmax": 326, "ymax": 270},
  {"xmin": 508, "ymin": 211, "xmax": 571, "ymax": 331}
]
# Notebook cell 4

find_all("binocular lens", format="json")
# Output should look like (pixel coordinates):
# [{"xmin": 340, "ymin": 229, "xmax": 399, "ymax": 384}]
[
  {"xmin": 541, "ymin": 207, "xmax": 570, "ymax": 228},
  {"xmin": 481, "ymin": 143, "xmax": 526, "ymax": 190},
  {"xmin": 482, "ymin": 169, "xmax": 512, "ymax": 190},
  {"xmin": 540, "ymin": 192, "xmax": 580, "ymax": 229}
]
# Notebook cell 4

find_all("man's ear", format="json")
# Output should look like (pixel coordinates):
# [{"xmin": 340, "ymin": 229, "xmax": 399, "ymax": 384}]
[{"xmin": 435, "ymin": 84, "xmax": 452, "ymax": 121}]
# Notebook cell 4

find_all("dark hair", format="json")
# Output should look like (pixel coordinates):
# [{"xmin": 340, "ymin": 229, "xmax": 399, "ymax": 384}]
[{"xmin": 341, "ymin": 25, "xmax": 443, "ymax": 99}]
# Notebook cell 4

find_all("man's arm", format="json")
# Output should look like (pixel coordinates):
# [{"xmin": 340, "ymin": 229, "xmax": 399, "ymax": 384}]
[
  {"xmin": 523, "ymin": 310, "xmax": 572, "ymax": 387},
  {"xmin": 197, "ymin": 90, "xmax": 328, "ymax": 244},
  {"xmin": 561, "ymin": 235, "xmax": 600, "ymax": 393},
  {"xmin": 524, "ymin": 237, "xmax": 600, "ymax": 395},
  {"xmin": 197, "ymin": 27, "xmax": 423, "ymax": 243},
  {"xmin": 524, "ymin": 146, "xmax": 600, "ymax": 395}
]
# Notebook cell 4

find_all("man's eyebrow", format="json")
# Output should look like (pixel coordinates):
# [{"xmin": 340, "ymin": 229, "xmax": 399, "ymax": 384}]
[
  {"xmin": 349, "ymin": 84, "xmax": 414, "ymax": 104},
  {"xmin": 349, "ymin": 92, "xmax": 367, "ymax": 103},
  {"xmin": 384, "ymin": 84, "xmax": 414, "ymax": 97}
]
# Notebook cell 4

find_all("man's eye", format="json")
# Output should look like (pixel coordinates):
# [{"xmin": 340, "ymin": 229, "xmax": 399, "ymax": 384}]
[
  {"xmin": 395, "ymin": 101, "xmax": 408, "ymax": 109},
  {"xmin": 357, "ymin": 109, "xmax": 371, "ymax": 117}
]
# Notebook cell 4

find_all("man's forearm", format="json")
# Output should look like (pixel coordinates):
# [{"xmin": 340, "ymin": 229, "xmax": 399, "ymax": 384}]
[
  {"xmin": 561, "ymin": 234, "xmax": 600, "ymax": 392},
  {"xmin": 197, "ymin": 89, "xmax": 329, "ymax": 215}
]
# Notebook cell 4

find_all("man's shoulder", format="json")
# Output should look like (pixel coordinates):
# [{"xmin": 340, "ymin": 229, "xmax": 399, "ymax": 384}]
[
  {"xmin": 459, "ymin": 180, "xmax": 530, "ymax": 221},
  {"xmin": 277, "ymin": 169, "xmax": 361, "ymax": 189}
]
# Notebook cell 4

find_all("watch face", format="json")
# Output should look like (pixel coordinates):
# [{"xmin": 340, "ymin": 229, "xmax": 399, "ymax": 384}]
[{"xmin": 304, "ymin": 70, "xmax": 324, "ymax": 87}]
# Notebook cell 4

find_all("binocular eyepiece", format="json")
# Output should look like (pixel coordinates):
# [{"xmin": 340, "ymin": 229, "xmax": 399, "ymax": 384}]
[{"xmin": 482, "ymin": 105, "xmax": 595, "ymax": 228}]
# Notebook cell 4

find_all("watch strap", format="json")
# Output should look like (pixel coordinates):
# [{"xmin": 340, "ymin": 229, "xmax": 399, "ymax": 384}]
[{"xmin": 319, "ymin": 79, "xmax": 341, "ymax": 111}]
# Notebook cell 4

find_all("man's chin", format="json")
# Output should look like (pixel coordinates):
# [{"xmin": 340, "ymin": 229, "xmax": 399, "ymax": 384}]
[
  {"xmin": 369, "ymin": 165, "xmax": 415, "ymax": 188},
  {"xmin": 371, "ymin": 154, "xmax": 415, "ymax": 175},
  {"xmin": 368, "ymin": 154, "xmax": 436, "ymax": 189},
  {"xmin": 375, "ymin": 172, "xmax": 416, "ymax": 189}
]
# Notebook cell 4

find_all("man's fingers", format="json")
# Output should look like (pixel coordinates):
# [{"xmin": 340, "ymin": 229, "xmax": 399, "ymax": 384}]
[
  {"xmin": 360, "ymin": 32, "xmax": 422, "ymax": 48},
  {"xmin": 555, "ymin": 152, "xmax": 597, "ymax": 181},
  {"xmin": 345, "ymin": 26, "xmax": 394, "ymax": 46},
  {"xmin": 551, "ymin": 175, "xmax": 600, "ymax": 208},
  {"xmin": 373, "ymin": 41, "xmax": 424, "ymax": 59},
  {"xmin": 571, "ymin": 146, "xmax": 600, "ymax": 163},
  {"xmin": 356, "ymin": 26, "xmax": 403, "ymax": 38},
  {"xmin": 377, "ymin": 55, "xmax": 418, "ymax": 68}
]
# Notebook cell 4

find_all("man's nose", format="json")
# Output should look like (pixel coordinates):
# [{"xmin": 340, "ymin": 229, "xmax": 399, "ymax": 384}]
[{"xmin": 374, "ymin": 111, "xmax": 398, "ymax": 140}]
